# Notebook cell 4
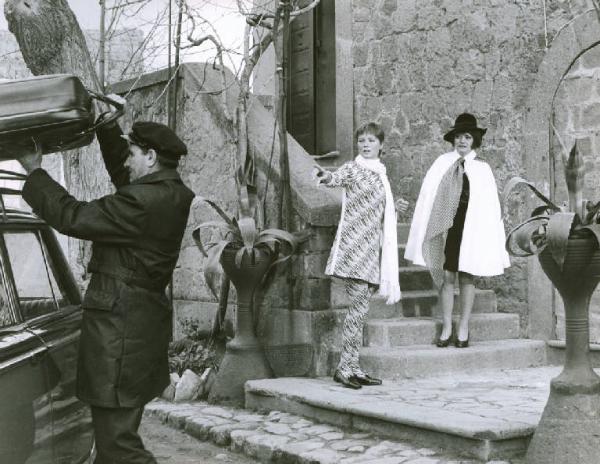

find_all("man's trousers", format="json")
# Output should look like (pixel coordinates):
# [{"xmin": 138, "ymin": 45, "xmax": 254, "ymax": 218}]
[{"xmin": 91, "ymin": 405, "xmax": 157, "ymax": 464}]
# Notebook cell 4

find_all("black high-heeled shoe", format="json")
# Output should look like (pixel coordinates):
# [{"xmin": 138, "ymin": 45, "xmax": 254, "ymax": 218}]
[
  {"xmin": 454, "ymin": 336, "xmax": 469, "ymax": 348},
  {"xmin": 333, "ymin": 370, "xmax": 362, "ymax": 389},
  {"xmin": 353, "ymin": 373, "xmax": 382, "ymax": 386},
  {"xmin": 436, "ymin": 331, "xmax": 453, "ymax": 348}
]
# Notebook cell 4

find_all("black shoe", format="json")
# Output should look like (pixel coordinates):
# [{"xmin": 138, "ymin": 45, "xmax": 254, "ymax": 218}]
[
  {"xmin": 455, "ymin": 337, "xmax": 469, "ymax": 348},
  {"xmin": 436, "ymin": 333, "xmax": 452, "ymax": 348},
  {"xmin": 333, "ymin": 370, "xmax": 362, "ymax": 389},
  {"xmin": 353, "ymin": 374, "xmax": 382, "ymax": 386}
]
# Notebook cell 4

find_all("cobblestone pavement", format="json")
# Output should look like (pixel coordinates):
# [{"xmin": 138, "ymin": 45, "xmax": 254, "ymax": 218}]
[
  {"xmin": 140, "ymin": 414, "xmax": 259, "ymax": 463},
  {"xmin": 146, "ymin": 401, "xmax": 500, "ymax": 464}
]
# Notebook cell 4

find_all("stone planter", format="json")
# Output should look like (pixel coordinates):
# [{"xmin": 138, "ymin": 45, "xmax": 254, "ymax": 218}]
[
  {"xmin": 527, "ymin": 234, "xmax": 600, "ymax": 463},
  {"xmin": 207, "ymin": 246, "xmax": 274, "ymax": 406}
]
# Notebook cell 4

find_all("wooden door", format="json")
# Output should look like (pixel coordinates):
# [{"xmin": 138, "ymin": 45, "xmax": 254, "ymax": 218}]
[{"xmin": 287, "ymin": 0, "xmax": 336, "ymax": 156}]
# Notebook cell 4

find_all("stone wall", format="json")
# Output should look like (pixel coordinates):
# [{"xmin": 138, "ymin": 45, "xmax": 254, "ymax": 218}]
[
  {"xmin": 351, "ymin": 0, "xmax": 600, "ymax": 336},
  {"xmin": 105, "ymin": 64, "xmax": 344, "ymax": 375}
]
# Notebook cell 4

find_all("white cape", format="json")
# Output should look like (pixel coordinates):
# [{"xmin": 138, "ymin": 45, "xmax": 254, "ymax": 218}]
[{"xmin": 404, "ymin": 150, "xmax": 510, "ymax": 276}]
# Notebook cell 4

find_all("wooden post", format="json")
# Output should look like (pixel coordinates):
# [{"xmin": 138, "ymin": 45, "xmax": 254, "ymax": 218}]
[{"xmin": 99, "ymin": 0, "xmax": 106, "ymax": 91}]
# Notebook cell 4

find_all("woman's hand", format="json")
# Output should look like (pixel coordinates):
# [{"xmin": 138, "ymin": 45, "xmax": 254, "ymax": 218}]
[
  {"xmin": 312, "ymin": 164, "xmax": 332, "ymax": 185},
  {"xmin": 395, "ymin": 197, "xmax": 409, "ymax": 215}
]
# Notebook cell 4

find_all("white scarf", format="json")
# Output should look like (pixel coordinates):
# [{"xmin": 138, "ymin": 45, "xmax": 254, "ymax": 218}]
[{"xmin": 355, "ymin": 155, "xmax": 401, "ymax": 304}]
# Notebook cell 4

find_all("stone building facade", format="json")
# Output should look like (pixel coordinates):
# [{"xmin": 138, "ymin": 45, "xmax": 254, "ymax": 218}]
[
  {"xmin": 251, "ymin": 0, "xmax": 600, "ymax": 346},
  {"xmin": 27, "ymin": 1, "xmax": 600, "ymax": 375}
]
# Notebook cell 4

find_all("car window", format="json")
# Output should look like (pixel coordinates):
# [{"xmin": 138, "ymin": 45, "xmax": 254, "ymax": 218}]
[
  {"xmin": 4, "ymin": 231, "xmax": 67, "ymax": 320},
  {"xmin": 0, "ymin": 259, "xmax": 12, "ymax": 328}
]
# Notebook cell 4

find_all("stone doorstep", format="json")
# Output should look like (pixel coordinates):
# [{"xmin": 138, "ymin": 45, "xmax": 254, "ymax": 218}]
[
  {"xmin": 244, "ymin": 373, "xmax": 543, "ymax": 462},
  {"xmin": 143, "ymin": 400, "xmax": 490, "ymax": 464},
  {"xmin": 369, "ymin": 288, "xmax": 497, "ymax": 319},
  {"xmin": 366, "ymin": 313, "xmax": 520, "ymax": 347},
  {"xmin": 328, "ymin": 340, "xmax": 547, "ymax": 381}
]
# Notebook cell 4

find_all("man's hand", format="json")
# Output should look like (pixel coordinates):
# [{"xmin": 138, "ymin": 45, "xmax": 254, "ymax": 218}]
[
  {"xmin": 395, "ymin": 197, "xmax": 409, "ymax": 215},
  {"xmin": 18, "ymin": 138, "xmax": 43, "ymax": 174}
]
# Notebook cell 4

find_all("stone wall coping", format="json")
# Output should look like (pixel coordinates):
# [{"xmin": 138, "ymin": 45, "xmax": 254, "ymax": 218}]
[{"xmin": 109, "ymin": 62, "xmax": 341, "ymax": 227}]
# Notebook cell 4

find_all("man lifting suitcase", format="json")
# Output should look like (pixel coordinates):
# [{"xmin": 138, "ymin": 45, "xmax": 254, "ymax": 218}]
[{"xmin": 18, "ymin": 96, "xmax": 194, "ymax": 464}]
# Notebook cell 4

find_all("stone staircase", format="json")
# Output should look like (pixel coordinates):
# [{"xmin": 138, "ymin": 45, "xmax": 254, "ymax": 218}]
[
  {"xmin": 353, "ymin": 223, "xmax": 546, "ymax": 380},
  {"xmin": 244, "ymin": 223, "xmax": 549, "ymax": 462}
]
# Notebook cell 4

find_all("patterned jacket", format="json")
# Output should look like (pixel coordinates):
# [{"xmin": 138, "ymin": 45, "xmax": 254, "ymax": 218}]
[{"xmin": 321, "ymin": 161, "xmax": 385, "ymax": 285}]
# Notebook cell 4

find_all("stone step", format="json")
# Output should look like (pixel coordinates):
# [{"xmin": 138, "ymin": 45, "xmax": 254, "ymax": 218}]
[
  {"xmin": 245, "ymin": 366, "xmax": 565, "ymax": 461},
  {"xmin": 365, "ymin": 313, "xmax": 520, "ymax": 347},
  {"xmin": 398, "ymin": 244, "xmax": 410, "ymax": 267},
  {"xmin": 146, "ymin": 396, "xmax": 504, "ymax": 463},
  {"xmin": 368, "ymin": 288, "xmax": 497, "ymax": 319},
  {"xmin": 332, "ymin": 339, "xmax": 546, "ymax": 381},
  {"xmin": 397, "ymin": 223, "xmax": 411, "ymax": 243},
  {"xmin": 398, "ymin": 265, "xmax": 433, "ymax": 291}
]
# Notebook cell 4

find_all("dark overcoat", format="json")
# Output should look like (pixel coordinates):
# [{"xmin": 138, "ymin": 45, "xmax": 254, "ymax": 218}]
[{"xmin": 22, "ymin": 122, "xmax": 194, "ymax": 408}]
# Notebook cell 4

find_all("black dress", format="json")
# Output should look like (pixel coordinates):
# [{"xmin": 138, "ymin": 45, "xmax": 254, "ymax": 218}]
[{"xmin": 443, "ymin": 170, "xmax": 470, "ymax": 272}]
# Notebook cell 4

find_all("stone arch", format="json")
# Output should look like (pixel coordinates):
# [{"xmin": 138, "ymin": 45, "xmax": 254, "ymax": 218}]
[{"xmin": 523, "ymin": 9, "xmax": 600, "ymax": 340}]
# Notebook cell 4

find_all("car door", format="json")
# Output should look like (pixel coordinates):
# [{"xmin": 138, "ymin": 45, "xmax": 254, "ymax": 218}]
[
  {"xmin": 0, "ymin": 231, "xmax": 54, "ymax": 464},
  {"xmin": 2, "ymin": 223, "xmax": 93, "ymax": 464}
]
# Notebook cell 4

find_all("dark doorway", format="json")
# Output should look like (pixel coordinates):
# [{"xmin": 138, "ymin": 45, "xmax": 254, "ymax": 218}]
[{"xmin": 287, "ymin": 0, "xmax": 336, "ymax": 156}]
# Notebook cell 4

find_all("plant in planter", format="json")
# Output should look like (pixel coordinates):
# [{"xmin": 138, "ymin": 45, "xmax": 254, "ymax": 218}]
[
  {"xmin": 192, "ymin": 190, "xmax": 308, "ymax": 406},
  {"xmin": 504, "ymin": 140, "xmax": 600, "ymax": 464}
]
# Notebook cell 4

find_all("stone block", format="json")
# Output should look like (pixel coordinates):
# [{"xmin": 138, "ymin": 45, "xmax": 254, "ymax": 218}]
[
  {"xmin": 299, "ymin": 226, "xmax": 336, "ymax": 253},
  {"xmin": 185, "ymin": 415, "xmax": 230, "ymax": 440},
  {"xmin": 398, "ymin": 267, "xmax": 434, "ymax": 291},
  {"xmin": 173, "ymin": 300, "xmax": 226, "ymax": 340},
  {"xmin": 391, "ymin": 1, "xmax": 416, "ymax": 33},
  {"xmin": 173, "ymin": 369, "xmax": 202, "ymax": 402},
  {"xmin": 581, "ymin": 103, "xmax": 600, "ymax": 129},
  {"xmin": 294, "ymin": 278, "xmax": 331, "ymax": 310},
  {"xmin": 229, "ymin": 429, "xmax": 258, "ymax": 452},
  {"xmin": 243, "ymin": 433, "xmax": 290, "ymax": 462},
  {"xmin": 359, "ymin": 339, "xmax": 547, "ymax": 380},
  {"xmin": 381, "ymin": 0, "xmax": 397, "ymax": 15},
  {"xmin": 330, "ymin": 278, "xmax": 349, "ymax": 308},
  {"xmin": 293, "ymin": 252, "xmax": 329, "ymax": 278},
  {"xmin": 353, "ymin": 42, "xmax": 368, "ymax": 67}
]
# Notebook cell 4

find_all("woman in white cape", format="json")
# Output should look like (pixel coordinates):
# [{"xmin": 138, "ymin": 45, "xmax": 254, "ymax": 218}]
[
  {"xmin": 404, "ymin": 113, "xmax": 510, "ymax": 348},
  {"xmin": 314, "ymin": 122, "xmax": 408, "ymax": 389}
]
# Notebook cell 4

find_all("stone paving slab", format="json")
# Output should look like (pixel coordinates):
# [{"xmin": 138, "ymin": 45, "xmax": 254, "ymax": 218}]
[
  {"xmin": 246, "ymin": 366, "xmax": 600, "ymax": 460},
  {"xmin": 145, "ymin": 399, "xmax": 521, "ymax": 464},
  {"xmin": 247, "ymin": 367, "xmax": 555, "ymax": 440}
]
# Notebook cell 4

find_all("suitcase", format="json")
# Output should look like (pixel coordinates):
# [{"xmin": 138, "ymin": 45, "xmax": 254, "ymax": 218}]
[{"xmin": 0, "ymin": 74, "xmax": 123, "ymax": 160}]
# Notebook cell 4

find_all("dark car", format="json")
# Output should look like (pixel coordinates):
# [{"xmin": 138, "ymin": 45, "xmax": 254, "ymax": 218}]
[{"xmin": 0, "ymin": 200, "xmax": 93, "ymax": 463}]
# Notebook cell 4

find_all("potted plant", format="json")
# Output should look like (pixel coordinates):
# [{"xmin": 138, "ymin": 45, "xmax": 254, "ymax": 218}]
[
  {"xmin": 192, "ymin": 187, "xmax": 309, "ymax": 406},
  {"xmin": 504, "ymin": 140, "xmax": 600, "ymax": 463}
]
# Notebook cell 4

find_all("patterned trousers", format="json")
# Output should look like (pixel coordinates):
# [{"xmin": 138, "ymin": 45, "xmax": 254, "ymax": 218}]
[{"xmin": 337, "ymin": 278, "xmax": 376, "ymax": 377}]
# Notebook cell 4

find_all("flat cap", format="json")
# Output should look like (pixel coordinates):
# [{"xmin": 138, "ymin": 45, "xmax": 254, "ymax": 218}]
[{"xmin": 121, "ymin": 121, "xmax": 188, "ymax": 161}]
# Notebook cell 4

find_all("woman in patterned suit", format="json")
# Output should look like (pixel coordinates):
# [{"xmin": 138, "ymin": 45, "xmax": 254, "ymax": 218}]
[
  {"xmin": 314, "ymin": 122, "xmax": 408, "ymax": 389},
  {"xmin": 404, "ymin": 113, "xmax": 510, "ymax": 348}
]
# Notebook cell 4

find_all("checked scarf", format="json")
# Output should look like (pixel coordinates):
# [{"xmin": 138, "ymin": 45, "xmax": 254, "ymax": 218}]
[{"xmin": 422, "ymin": 157, "xmax": 466, "ymax": 288}]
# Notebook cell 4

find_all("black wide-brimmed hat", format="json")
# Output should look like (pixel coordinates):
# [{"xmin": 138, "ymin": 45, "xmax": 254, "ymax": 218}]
[{"xmin": 443, "ymin": 113, "xmax": 487, "ymax": 143}]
